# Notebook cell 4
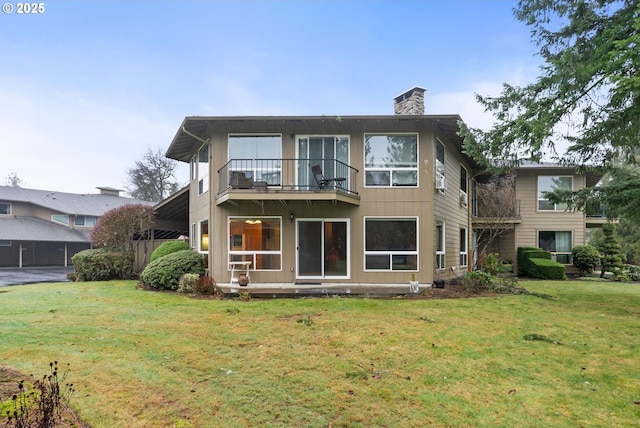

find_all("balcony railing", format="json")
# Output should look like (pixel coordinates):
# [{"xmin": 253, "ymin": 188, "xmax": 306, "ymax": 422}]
[
  {"xmin": 217, "ymin": 158, "xmax": 359, "ymax": 196},
  {"xmin": 472, "ymin": 199, "xmax": 521, "ymax": 219},
  {"xmin": 585, "ymin": 202, "xmax": 607, "ymax": 218}
]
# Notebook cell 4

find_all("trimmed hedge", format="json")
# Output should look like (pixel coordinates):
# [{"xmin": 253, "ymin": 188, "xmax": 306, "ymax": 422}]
[
  {"xmin": 517, "ymin": 246, "xmax": 540, "ymax": 275},
  {"xmin": 529, "ymin": 258, "xmax": 567, "ymax": 280},
  {"xmin": 72, "ymin": 248, "xmax": 135, "ymax": 281},
  {"xmin": 518, "ymin": 247, "xmax": 551, "ymax": 276},
  {"xmin": 140, "ymin": 249, "xmax": 204, "ymax": 290},
  {"xmin": 150, "ymin": 240, "xmax": 190, "ymax": 263}
]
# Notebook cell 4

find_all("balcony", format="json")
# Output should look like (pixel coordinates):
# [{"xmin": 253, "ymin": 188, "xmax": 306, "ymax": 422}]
[
  {"xmin": 472, "ymin": 199, "xmax": 522, "ymax": 228},
  {"xmin": 216, "ymin": 159, "xmax": 360, "ymax": 205},
  {"xmin": 585, "ymin": 202, "xmax": 613, "ymax": 227}
]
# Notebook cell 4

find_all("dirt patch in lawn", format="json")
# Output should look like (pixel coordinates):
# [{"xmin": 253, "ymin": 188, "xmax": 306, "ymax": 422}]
[{"xmin": 0, "ymin": 366, "xmax": 88, "ymax": 427}]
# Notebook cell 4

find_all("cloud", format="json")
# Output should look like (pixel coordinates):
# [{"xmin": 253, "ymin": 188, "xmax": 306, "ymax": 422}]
[{"xmin": 0, "ymin": 78, "xmax": 187, "ymax": 194}]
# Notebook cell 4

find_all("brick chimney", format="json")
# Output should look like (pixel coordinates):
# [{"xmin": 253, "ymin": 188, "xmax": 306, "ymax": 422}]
[{"xmin": 393, "ymin": 86, "xmax": 426, "ymax": 115}]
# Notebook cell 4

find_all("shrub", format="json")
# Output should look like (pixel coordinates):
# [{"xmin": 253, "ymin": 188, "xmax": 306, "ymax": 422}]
[
  {"xmin": 528, "ymin": 258, "xmax": 566, "ymax": 280},
  {"xmin": 140, "ymin": 250, "xmax": 204, "ymax": 290},
  {"xmin": 177, "ymin": 273, "xmax": 199, "ymax": 294},
  {"xmin": 517, "ymin": 246, "xmax": 541, "ymax": 275},
  {"xmin": 462, "ymin": 271, "xmax": 494, "ymax": 294},
  {"xmin": 572, "ymin": 245, "xmax": 601, "ymax": 275},
  {"xmin": 72, "ymin": 248, "xmax": 135, "ymax": 281},
  {"xmin": 481, "ymin": 253, "xmax": 500, "ymax": 276},
  {"xmin": 623, "ymin": 264, "xmax": 640, "ymax": 281},
  {"xmin": 193, "ymin": 275, "xmax": 219, "ymax": 296},
  {"xmin": 150, "ymin": 240, "xmax": 190, "ymax": 263},
  {"xmin": 517, "ymin": 247, "xmax": 552, "ymax": 277}
]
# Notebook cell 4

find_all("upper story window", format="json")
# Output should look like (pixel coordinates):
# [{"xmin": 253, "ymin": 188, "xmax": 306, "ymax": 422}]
[
  {"xmin": 435, "ymin": 140, "xmax": 446, "ymax": 191},
  {"xmin": 198, "ymin": 144, "xmax": 209, "ymax": 195},
  {"xmin": 228, "ymin": 135, "xmax": 282, "ymax": 186},
  {"xmin": 460, "ymin": 165, "xmax": 468, "ymax": 206},
  {"xmin": 298, "ymin": 136, "xmax": 349, "ymax": 189},
  {"xmin": 538, "ymin": 176, "xmax": 572, "ymax": 211},
  {"xmin": 0, "ymin": 202, "xmax": 11, "ymax": 215},
  {"xmin": 52, "ymin": 215, "xmax": 69, "ymax": 226},
  {"xmin": 364, "ymin": 134, "xmax": 418, "ymax": 187},
  {"xmin": 190, "ymin": 154, "xmax": 197, "ymax": 181},
  {"xmin": 74, "ymin": 216, "xmax": 98, "ymax": 227}
]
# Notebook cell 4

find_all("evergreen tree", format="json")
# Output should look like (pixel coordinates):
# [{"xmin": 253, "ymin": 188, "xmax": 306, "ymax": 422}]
[{"xmin": 598, "ymin": 223, "xmax": 624, "ymax": 279}]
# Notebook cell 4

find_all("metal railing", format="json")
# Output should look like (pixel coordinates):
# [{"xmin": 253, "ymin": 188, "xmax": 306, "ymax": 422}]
[
  {"xmin": 217, "ymin": 158, "xmax": 359, "ymax": 195},
  {"xmin": 472, "ymin": 199, "xmax": 521, "ymax": 218}
]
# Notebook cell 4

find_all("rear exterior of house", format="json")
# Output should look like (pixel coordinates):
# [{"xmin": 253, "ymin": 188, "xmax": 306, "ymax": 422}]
[
  {"xmin": 472, "ymin": 163, "xmax": 604, "ymax": 273},
  {"xmin": 166, "ymin": 88, "xmax": 475, "ymax": 286}
]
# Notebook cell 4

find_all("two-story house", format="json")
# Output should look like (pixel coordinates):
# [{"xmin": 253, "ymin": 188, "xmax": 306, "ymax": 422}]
[
  {"xmin": 0, "ymin": 186, "xmax": 157, "ymax": 268},
  {"xmin": 165, "ymin": 87, "xmax": 476, "ymax": 287},
  {"xmin": 472, "ymin": 162, "xmax": 604, "ymax": 272}
]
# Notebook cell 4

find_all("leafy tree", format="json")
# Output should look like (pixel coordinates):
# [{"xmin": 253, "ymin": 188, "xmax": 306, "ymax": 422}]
[
  {"xmin": 460, "ymin": 0, "xmax": 640, "ymax": 218},
  {"xmin": 598, "ymin": 223, "xmax": 624, "ymax": 278},
  {"xmin": 91, "ymin": 204, "xmax": 156, "ymax": 270},
  {"xmin": 5, "ymin": 172, "xmax": 22, "ymax": 187},
  {"xmin": 126, "ymin": 148, "xmax": 180, "ymax": 202},
  {"xmin": 473, "ymin": 173, "xmax": 518, "ymax": 259}
]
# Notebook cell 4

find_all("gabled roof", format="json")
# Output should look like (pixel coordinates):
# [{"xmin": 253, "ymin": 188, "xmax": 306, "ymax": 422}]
[
  {"xmin": 0, "ymin": 186, "xmax": 154, "ymax": 216},
  {"xmin": 0, "ymin": 216, "xmax": 90, "ymax": 242}
]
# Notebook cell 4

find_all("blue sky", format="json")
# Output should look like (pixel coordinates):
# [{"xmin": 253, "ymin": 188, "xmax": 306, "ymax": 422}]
[{"xmin": 0, "ymin": 0, "xmax": 541, "ymax": 195}]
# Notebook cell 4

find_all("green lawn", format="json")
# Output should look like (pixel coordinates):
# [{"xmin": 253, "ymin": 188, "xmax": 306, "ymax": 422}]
[{"xmin": 1, "ymin": 279, "xmax": 639, "ymax": 427}]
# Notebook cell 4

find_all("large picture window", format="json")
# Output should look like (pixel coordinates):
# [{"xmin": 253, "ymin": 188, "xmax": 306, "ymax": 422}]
[
  {"xmin": 539, "ymin": 230, "xmax": 573, "ymax": 264},
  {"xmin": 538, "ymin": 176, "xmax": 572, "ymax": 211},
  {"xmin": 228, "ymin": 135, "xmax": 282, "ymax": 186},
  {"xmin": 364, "ymin": 134, "xmax": 417, "ymax": 187},
  {"xmin": 229, "ymin": 217, "xmax": 281, "ymax": 270},
  {"xmin": 364, "ymin": 217, "xmax": 417, "ymax": 271}
]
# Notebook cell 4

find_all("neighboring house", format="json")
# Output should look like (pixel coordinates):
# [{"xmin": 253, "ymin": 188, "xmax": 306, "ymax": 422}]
[
  {"xmin": 0, "ymin": 186, "xmax": 156, "ymax": 268},
  {"xmin": 165, "ymin": 87, "xmax": 478, "ymax": 286},
  {"xmin": 472, "ymin": 162, "xmax": 604, "ymax": 272}
]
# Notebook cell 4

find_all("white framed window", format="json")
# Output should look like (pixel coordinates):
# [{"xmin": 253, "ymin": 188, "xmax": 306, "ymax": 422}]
[
  {"xmin": 198, "ymin": 144, "xmax": 209, "ymax": 195},
  {"xmin": 190, "ymin": 154, "xmax": 197, "ymax": 181},
  {"xmin": 459, "ymin": 227, "xmax": 468, "ymax": 267},
  {"xmin": 436, "ymin": 220, "xmax": 445, "ymax": 270},
  {"xmin": 364, "ymin": 217, "xmax": 418, "ymax": 271},
  {"xmin": 199, "ymin": 219, "xmax": 209, "ymax": 253},
  {"xmin": 0, "ymin": 240, "xmax": 11, "ymax": 247},
  {"xmin": 539, "ymin": 230, "xmax": 573, "ymax": 264},
  {"xmin": 228, "ymin": 135, "xmax": 282, "ymax": 186},
  {"xmin": 74, "ymin": 216, "xmax": 97, "ymax": 227},
  {"xmin": 0, "ymin": 202, "xmax": 11, "ymax": 215},
  {"xmin": 190, "ymin": 223, "xmax": 196, "ymax": 249},
  {"xmin": 297, "ymin": 136, "xmax": 349, "ymax": 189},
  {"xmin": 460, "ymin": 165, "xmax": 468, "ymax": 206},
  {"xmin": 364, "ymin": 134, "xmax": 418, "ymax": 187},
  {"xmin": 52, "ymin": 215, "xmax": 69, "ymax": 226},
  {"xmin": 229, "ymin": 217, "xmax": 282, "ymax": 271},
  {"xmin": 435, "ymin": 139, "xmax": 446, "ymax": 191},
  {"xmin": 538, "ymin": 176, "xmax": 572, "ymax": 211}
]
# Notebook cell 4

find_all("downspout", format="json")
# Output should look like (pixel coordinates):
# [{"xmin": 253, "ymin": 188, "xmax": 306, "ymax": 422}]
[{"xmin": 182, "ymin": 126, "xmax": 209, "ymax": 145}]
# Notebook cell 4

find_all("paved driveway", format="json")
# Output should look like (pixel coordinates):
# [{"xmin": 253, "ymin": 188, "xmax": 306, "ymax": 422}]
[{"xmin": 0, "ymin": 267, "xmax": 73, "ymax": 286}]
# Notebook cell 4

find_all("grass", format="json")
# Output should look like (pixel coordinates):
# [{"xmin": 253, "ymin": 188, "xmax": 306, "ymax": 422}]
[{"xmin": 0, "ymin": 279, "xmax": 639, "ymax": 427}]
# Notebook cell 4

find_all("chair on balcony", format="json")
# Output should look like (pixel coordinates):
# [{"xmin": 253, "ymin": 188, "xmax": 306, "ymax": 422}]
[
  {"xmin": 311, "ymin": 165, "xmax": 346, "ymax": 190},
  {"xmin": 229, "ymin": 171, "xmax": 254, "ymax": 189}
]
